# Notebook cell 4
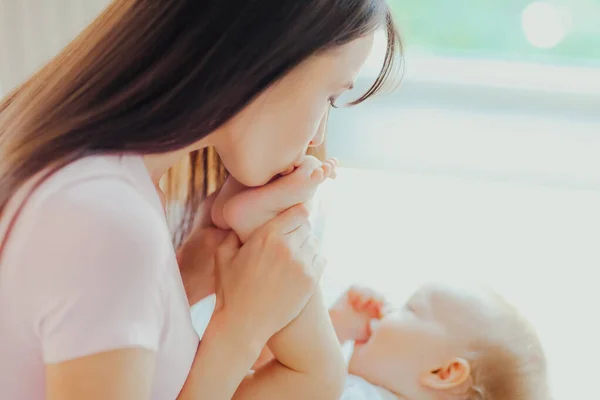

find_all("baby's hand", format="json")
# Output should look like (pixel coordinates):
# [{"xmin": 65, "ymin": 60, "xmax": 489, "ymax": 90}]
[
  {"xmin": 347, "ymin": 286, "xmax": 387, "ymax": 320},
  {"xmin": 330, "ymin": 286, "xmax": 388, "ymax": 344}
]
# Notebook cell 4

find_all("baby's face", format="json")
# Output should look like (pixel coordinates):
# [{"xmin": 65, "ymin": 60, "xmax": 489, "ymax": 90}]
[{"xmin": 348, "ymin": 284, "xmax": 493, "ymax": 398}]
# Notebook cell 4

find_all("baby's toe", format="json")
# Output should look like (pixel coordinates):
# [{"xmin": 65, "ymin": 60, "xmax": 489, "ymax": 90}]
[{"xmin": 321, "ymin": 162, "xmax": 332, "ymax": 179}]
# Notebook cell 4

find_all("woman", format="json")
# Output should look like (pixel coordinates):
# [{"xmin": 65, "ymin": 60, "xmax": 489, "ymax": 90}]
[{"xmin": 0, "ymin": 1, "xmax": 401, "ymax": 399}]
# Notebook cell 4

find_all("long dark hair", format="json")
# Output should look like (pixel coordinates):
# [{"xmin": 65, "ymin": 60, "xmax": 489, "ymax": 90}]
[{"xmin": 0, "ymin": 0, "xmax": 402, "ymax": 249}]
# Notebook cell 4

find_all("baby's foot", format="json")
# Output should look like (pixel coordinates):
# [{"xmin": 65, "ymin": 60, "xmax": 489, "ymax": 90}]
[
  {"xmin": 211, "ymin": 175, "xmax": 247, "ymax": 231},
  {"xmin": 222, "ymin": 155, "xmax": 337, "ymax": 242}
]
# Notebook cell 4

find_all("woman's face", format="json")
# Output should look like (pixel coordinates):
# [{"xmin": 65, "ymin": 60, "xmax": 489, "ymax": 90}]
[{"xmin": 213, "ymin": 33, "xmax": 375, "ymax": 187}]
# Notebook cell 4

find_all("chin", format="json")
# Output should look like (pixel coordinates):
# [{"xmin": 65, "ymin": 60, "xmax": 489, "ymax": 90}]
[
  {"xmin": 349, "ymin": 343, "xmax": 396, "ymax": 392},
  {"xmin": 228, "ymin": 168, "xmax": 273, "ymax": 188}
]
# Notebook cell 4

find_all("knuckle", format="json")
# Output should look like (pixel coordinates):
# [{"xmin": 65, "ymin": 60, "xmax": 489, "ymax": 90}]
[
  {"xmin": 308, "ymin": 235, "xmax": 319, "ymax": 250},
  {"xmin": 279, "ymin": 244, "xmax": 294, "ymax": 261},
  {"xmin": 294, "ymin": 203, "xmax": 311, "ymax": 219},
  {"xmin": 203, "ymin": 234, "xmax": 222, "ymax": 249},
  {"xmin": 292, "ymin": 257, "xmax": 309, "ymax": 275},
  {"xmin": 261, "ymin": 228, "xmax": 278, "ymax": 247},
  {"xmin": 303, "ymin": 218, "xmax": 313, "ymax": 232}
]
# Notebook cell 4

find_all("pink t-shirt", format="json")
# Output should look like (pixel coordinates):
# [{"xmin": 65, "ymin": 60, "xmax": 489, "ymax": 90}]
[{"xmin": 0, "ymin": 155, "xmax": 199, "ymax": 399}]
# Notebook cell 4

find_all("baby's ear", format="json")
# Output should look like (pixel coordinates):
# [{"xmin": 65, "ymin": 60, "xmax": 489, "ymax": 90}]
[{"xmin": 420, "ymin": 358, "xmax": 473, "ymax": 397}]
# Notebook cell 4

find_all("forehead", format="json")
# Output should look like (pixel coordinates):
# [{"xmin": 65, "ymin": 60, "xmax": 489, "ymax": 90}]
[
  {"xmin": 327, "ymin": 33, "xmax": 375, "ymax": 67},
  {"xmin": 302, "ymin": 33, "xmax": 375, "ymax": 79},
  {"xmin": 414, "ymin": 284, "xmax": 497, "ymax": 332}
]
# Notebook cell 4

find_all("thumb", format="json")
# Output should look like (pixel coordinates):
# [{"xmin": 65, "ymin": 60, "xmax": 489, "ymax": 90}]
[{"xmin": 215, "ymin": 231, "xmax": 241, "ymax": 267}]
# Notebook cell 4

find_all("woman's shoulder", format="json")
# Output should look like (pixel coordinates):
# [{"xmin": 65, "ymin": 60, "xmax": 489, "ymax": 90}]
[
  {"xmin": 0, "ymin": 155, "xmax": 176, "ymax": 365},
  {"xmin": 30, "ymin": 154, "xmax": 155, "ymax": 208},
  {"xmin": 4, "ymin": 154, "xmax": 171, "ymax": 268}
]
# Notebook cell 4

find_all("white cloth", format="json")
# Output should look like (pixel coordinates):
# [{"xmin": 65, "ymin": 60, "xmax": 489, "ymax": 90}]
[{"xmin": 342, "ymin": 374, "xmax": 398, "ymax": 400}]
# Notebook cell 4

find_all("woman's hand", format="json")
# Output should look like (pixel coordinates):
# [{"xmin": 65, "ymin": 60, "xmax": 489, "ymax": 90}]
[
  {"xmin": 176, "ymin": 190, "xmax": 225, "ymax": 306},
  {"xmin": 177, "ymin": 226, "xmax": 229, "ymax": 305},
  {"xmin": 213, "ymin": 203, "xmax": 325, "ymax": 344},
  {"xmin": 178, "ymin": 204, "xmax": 327, "ymax": 400}
]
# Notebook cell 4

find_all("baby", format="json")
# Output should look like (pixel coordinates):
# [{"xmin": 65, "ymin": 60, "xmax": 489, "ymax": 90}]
[
  {"xmin": 330, "ymin": 285, "xmax": 549, "ymax": 399},
  {"xmin": 211, "ymin": 156, "xmax": 549, "ymax": 400}
]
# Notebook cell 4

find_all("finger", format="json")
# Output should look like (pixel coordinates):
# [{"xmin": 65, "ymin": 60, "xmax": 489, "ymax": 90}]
[
  {"xmin": 321, "ymin": 162, "xmax": 332, "ymax": 179},
  {"xmin": 296, "ymin": 235, "xmax": 320, "ymax": 267},
  {"xmin": 197, "ymin": 227, "xmax": 230, "ymax": 249},
  {"xmin": 310, "ymin": 254, "xmax": 327, "ymax": 281},
  {"xmin": 286, "ymin": 221, "xmax": 312, "ymax": 250},
  {"xmin": 310, "ymin": 166, "xmax": 324, "ymax": 183},
  {"xmin": 215, "ymin": 231, "xmax": 241, "ymax": 267},
  {"xmin": 324, "ymin": 158, "xmax": 336, "ymax": 170},
  {"xmin": 330, "ymin": 166, "xmax": 338, "ymax": 179},
  {"xmin": 259, "ymin": 203, "xmax": 310, "ymax": 235}
]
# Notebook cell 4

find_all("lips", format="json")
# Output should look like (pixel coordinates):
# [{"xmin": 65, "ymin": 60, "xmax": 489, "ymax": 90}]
[{"xmin": 280, "ymin": 165, "xmax": 295, "ymax": 176}]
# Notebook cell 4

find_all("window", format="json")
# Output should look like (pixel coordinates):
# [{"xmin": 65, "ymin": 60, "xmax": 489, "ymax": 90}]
[
  {"xmin": 389, "ymin": 0, "xmax": 600, "ymax": 66},
  {"xmin": 324, "ymin": 2, "xmax": 600, "ymax": 400}
]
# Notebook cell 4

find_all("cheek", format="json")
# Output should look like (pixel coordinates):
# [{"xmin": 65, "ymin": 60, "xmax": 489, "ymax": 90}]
[
  {"xmin": 275, "ymin": 100, "xmax": 327, "ymax": 150},
  {"xmin": 374, "ymin": 319, "xmax": 444, "ymax": 365},
  {"xmin": 217, "ymin": 86, "xmax": 327, "ymax": 185}
]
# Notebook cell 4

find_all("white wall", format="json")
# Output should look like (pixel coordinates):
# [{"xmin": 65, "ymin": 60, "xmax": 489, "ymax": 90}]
[{"xmin": 0, "ymin": 0, "xmax": 109, "ymax": 94}]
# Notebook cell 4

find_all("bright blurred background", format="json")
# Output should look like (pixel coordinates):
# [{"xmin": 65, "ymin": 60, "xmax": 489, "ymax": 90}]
[
  {"xmin": 1, "ymin": 1, "xmax": 599, "ymax": 399},
  {"xmin": 322, "ymin": 2, "xmax": 600, "ymax": 399}
]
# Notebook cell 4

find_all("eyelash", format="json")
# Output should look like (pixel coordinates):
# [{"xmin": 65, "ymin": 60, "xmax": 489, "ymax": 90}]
[{"xmin": 328, "ymin": 96, "xmax": 338, "ymax": 108}]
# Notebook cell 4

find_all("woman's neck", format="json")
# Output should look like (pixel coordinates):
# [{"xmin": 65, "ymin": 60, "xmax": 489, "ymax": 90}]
[
  {"xmin": 141, "ymin": 134, "xmax": 215, "ymax": 185},
  {"xmin": 142, "ymin": 150, "xmax": 189, "ymax": 185},
  {"xmin": 141, "ymin": 131, "xmax": 218, "ymax": 185}
]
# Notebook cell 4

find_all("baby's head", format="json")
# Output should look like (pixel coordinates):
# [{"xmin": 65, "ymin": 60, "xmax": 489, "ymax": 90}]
[{"xmin": 348, "ymin": 284, "xmax": 548, "ymax": 399}]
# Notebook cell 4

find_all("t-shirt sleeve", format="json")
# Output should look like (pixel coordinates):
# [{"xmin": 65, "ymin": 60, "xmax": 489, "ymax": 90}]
[{"xmin": 20, "ymin": 178, "xmax": 171, "ymax": 364}]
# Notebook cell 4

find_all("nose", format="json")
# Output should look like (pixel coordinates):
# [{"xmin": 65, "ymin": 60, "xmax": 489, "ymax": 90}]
[{"xmin": 309, "ymin": 108, "xmax": 328, "ymax": 147}]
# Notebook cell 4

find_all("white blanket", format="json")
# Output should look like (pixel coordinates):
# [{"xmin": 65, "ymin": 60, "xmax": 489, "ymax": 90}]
[{"xmin": 342, "ymin": 374, "xmax": 398, "ymax": 400}]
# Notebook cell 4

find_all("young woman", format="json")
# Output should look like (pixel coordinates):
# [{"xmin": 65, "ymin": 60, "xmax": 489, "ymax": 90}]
[{"xmin": 0, "ymin": 1, "xmax": 402, "ymax": 399}]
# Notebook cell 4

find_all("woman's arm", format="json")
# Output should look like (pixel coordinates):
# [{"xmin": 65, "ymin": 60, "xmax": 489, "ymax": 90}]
[
  {"xmin": 30, "ymin": 180, "xmax": 175, "ymax": 400},
  {"xmin": 46, "ymin": 349, "xmax": 156, "ymax": 400},
  {"xmin": 179, "ymin": 205, "xmax": 338, "ymax": 400},
  {"xmin": 176, "ymin": 190, "xmax": 224, "ymax": 305},
  {"xmin": 178, "ymin": 291, "xmax": 346, "ymax": 400},
  {"xmin": 177, "ymin": 311, "xmax": 264, "ymax": 400}
]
